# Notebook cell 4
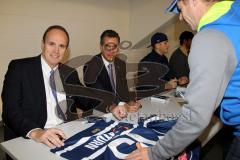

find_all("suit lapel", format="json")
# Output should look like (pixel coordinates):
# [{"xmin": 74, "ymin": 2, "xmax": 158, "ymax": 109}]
[
  {"xmin": 114, "ymin": 58, "xmax": 123, "ymax": 93},
  {"xmin": 32, "ymin": 55, "xmax": 47, "ymax": 120},
  {"xmin": 114, "ymin": 58, "xmax": 130, "ymax": 102},
  {"xmin": 99, "ymin": 55, "xmax": 114, "ymax": 92}
]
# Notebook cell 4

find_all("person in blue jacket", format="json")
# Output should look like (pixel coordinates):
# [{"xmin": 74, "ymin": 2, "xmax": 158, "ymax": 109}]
[{"xmin": 126, "ymin": 0, "xmax": 240, "ymax": 159}]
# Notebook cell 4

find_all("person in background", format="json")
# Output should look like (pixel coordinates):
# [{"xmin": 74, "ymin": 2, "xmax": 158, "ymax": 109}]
[
  {"xmin": 138, "ymin": 32, "xmax": 177, "ymax": 90},
  {"xmin": 169, "ymin": 31, "xmax": 194, "ymax": 85},
  {"xmin": 126, "ymin": 0, "xmax": 240, "ymax": 159},
  {"xmin": 84, "ymin": 29, "xmax": 141, "ymax": 117}
]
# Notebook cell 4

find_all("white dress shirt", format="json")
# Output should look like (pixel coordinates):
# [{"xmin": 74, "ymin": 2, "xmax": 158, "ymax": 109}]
[
  {"xmin": 101, "ymin": 55, "xmax": 116, "ymax": 87},
  {"xmin": 41, "ymin": 56, "xmax": 66, "ymax": 128}
]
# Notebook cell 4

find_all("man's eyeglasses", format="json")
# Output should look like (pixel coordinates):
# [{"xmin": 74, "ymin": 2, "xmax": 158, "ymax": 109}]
[{"xmin": 103, "ymin": 43, "xmax": 118, "ymax": 51}]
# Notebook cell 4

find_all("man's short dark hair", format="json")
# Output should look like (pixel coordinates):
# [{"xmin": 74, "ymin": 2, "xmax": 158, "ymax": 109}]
[
  {"xmin": 179, "ymin": 31, "xmax": 194, "ymax": 45},
  {"xmin": 100, "ymin": 30, "xmax": 120, "ymax": 45},
  {"xmin": 42, "ymin": 25, "xmax": 70, "ymax": 47}
]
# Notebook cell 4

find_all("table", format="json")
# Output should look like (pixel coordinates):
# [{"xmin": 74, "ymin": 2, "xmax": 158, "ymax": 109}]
[
  {"xmin": 0, "ymin": 95, "xmax": 222, "ymax": 160},
  {"xmin": 1, "ymin": 121, "xmax": 92, "ymax": 160},
  {"xmin": 0, "ymin": 110, "xmax": 104, "ymax": 160}
]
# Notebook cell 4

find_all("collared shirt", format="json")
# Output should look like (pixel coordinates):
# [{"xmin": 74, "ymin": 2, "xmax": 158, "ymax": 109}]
[
  {"xmin": 41, "ymin": 55, "xmax": 66, "ymax": 128},
  {"xmin": 101, "ymin": 55, "xmax": 116, "ymax": 88},
  {"xmin": 101, "ymin": 55, "xmax": 125, "ymax": 106}
]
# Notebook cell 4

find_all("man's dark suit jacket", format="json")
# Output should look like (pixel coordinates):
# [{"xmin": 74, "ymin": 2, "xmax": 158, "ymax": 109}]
[
  {"xmin": 1, "ymin": 55, "xmax": 90, "ymax": 141},
  {"xmin": 83, "ymin": 54, "xmax": 133, "ymax": 111}
]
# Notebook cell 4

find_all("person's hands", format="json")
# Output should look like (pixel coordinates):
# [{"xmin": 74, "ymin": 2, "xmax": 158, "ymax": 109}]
[
  {"xmin": 178, "ymin": 76, "xmax": 189, "ymax": 86},
  {"xmin": 76, "ymin": 108, "xmax": 83, "ymax": 119},
  {"xmin": 165, "ymin": 78, "xmax": 177, "ymax": 89},
  {"xmin": 125, "ymin": 143, "xmax": 149, "ymax": 160},
  {"xmin": 29, "ymin": 128, "xmax": 66, "ymax": 148},
  {"xmin": 126, "ymin": 101, "xmax": 142, "ymax": 112},
  {"xmin": 111, "ymin": 104, "xmax": 127, "ymax": 120}
]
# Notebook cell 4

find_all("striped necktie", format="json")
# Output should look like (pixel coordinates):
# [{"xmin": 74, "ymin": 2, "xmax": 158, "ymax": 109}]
[
  {"xmin": 108, "ymin": 63, "xmax": 116, "ymax": 92},
  {"xmin": 49, "ymin": 70, "xmax": 67, "ymax": 121}
]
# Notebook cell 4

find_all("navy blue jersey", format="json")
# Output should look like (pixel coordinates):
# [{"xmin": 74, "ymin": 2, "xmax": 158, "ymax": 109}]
[{"xmin": 51, "ymin": 117, "xmax": 200, "ymax": 160}]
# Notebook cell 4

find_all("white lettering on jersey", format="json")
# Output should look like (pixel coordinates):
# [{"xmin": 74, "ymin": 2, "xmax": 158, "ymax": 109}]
[{"xmin": 85, "ymin": 132, "xmax": 115, "ymax": 150}]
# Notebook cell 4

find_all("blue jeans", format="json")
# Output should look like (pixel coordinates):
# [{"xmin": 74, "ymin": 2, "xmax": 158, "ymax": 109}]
[{"xmin": 225, "ymin": 137, "xmax": 240, "ymax": 160}]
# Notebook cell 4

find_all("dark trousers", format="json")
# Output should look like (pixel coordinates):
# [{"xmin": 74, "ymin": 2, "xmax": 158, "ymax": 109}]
[{"xmin": 225, "ymin": 137, "xmax": 240, "ymax": 160}]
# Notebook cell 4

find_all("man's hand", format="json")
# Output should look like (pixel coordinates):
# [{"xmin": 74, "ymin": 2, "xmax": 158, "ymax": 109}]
[
  {"xmin": 125, "ymin": 143, "xmax": 149, "ymax": 160},
  {"xmin": 111, "ymin": 104, "xmax": 127, "ymax": 120},
  {"xmin": 165, "ymin": 78, "xmax": 177, "ymax": 90},
  {"xmin": 126, "ymin": 101, "xmax": 142, "ymax": 112},
  {"xmin": 178, "ymin": 76, "xmax": 189, "ymax": 86},
  {"xmin": 29, "ymin": 128, "xmax": 66, "ymax": 148}
]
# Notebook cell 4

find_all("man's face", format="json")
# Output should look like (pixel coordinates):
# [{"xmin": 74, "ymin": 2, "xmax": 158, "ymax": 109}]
[
  {"xmin": 154, "ymin": 41, "xmax": 169, "ymax": 55},
  {"xmin": 41, "ymin": 29, "xmax": 68, "ymax": 68},
  {"xmin": 185, "ymin": 39, "xmax": 192, "ymax": 50},
  {"xmin": 177, "ymin": 0, "xmax": 199, "ymax": 30},
  {"xmin": 100, "ymin": 37, "xmax": 119, "ymax": 62}
]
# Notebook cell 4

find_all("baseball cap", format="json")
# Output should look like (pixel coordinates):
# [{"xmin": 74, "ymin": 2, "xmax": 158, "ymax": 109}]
[
  {"xmin": 151, "ymin": 32, "xmax": 168, "ymax": 47},
  {"xmin": 166, "ymin": 0, "xmax": 180, "ymax": 13}
]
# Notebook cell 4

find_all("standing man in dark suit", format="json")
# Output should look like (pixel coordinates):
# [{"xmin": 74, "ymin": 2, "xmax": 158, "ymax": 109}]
[
  {"xmin": 1, "ymin": 25, "xmax": 91, "ymax": 150},
  {"xmin": 84, "ymin": 30, "xmax": 141, "ymax": 115}
]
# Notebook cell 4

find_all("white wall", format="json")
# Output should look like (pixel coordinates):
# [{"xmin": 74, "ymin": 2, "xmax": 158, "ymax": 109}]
[
  {"xmin": 0, "ymin": 0, "xmax": 130, "ymax": 119},
  {"xmin": 129, "ymin": 0, "xmax": 174, "ymax": 47}
]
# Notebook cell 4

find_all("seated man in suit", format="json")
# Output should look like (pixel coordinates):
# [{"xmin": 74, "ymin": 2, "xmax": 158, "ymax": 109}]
[
  {"xmin": 1, "ymin": 25, "xmax": 75, "ymax": 152},
  {"xmin": 1, "ymin": 25, "xmax": 127, "ymax": 152},
  {"xmin": 84, "ymin": 30, "xmax": 141, "ymax": 114}
]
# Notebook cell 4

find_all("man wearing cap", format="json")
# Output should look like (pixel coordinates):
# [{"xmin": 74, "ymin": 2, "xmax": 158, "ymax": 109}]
[
  {"xmin": 169, "ymin": 31, "xmax": 194, "ymax": 85},
  {"xmin": 127, "ymin": 0, "xmax": 240, "ymax": 160},
  {"xmin": 138, "ymin": 32, "xmax": 177, "ymax": 90}
]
